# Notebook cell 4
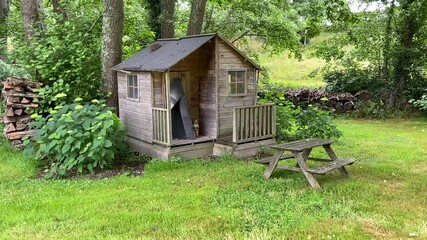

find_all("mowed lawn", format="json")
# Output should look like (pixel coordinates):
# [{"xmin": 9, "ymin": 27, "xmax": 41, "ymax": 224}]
[{"xmin": 0, "ymin": 118, "xmax": 426, "ymax": 239}]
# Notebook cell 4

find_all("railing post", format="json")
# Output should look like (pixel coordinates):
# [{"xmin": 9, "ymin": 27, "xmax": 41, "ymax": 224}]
[
  {"xmin": 272, "ymin": 105, "xmax": 276, "ymax": 136},
  {"xmin": 233, "ymin": 107, "xmax": 238, "ymax": 143},
  {"xmin": 165, "ymin": 71, "xmax": 171, "ymax": 146}
]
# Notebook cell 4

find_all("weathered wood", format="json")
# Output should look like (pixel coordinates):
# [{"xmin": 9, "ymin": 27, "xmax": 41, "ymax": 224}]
[
  {"xmin": 21, "ymin": 98, "xmax": 31, "ymax": 104},
  {"xmin": 25, "ymin": 85, "xmax": 38, "ymax": 93},
  {"xmin": 3, "ymin": 115, "xmax": 31, "ymax": 124},
  {"xmin": 11, "ymin": 96, "xmax": 21, "ymax": 103},
  {"xmin": 293, "ymin": 151, "xmax": 321, "ymax": 188},
  {"xmin": 6, "ymin": 77, "xmax": 43, "ymax": 87},
  {"xmin": 2, "ymin": 81, "xmax": 13, "ymax": 90},
  {"xmin": 4, "ymin": 123, "xmax": 16, "ymax": 133},
  {"xmin": 16, "ymin": 122, "xmax": 28, "ymax": 131},
  {"xmin": 6, "ymin": 102, "xmax": 38, "ymax": 109},
  {"xmin": 13, "ymin": 108, "xmax": 23, "ymax": 116},
  {"xmin": 323, "ymin": 144, "xmax": 350, "ymax": 177},
  {"xmin": 6, "ymin": 130, "xmax": 36, "ymax": 140},
  {"xmin": 307, "ymin": 159, "xmax": 356, "ymax": 175},
  {"xmin": 3, "ymin": 92, "xmax": 40, "ymax": 98},
  {"xmin": 264, "ymin": 151, "xmax": 282, "ymax": 179},
  {"xmin": 14, "ymin": 86, "xmax": 25, "ymax": 93},
  {"xmin": 232, "ymin": 104, "xmax": 275, "ymax": 143},
  {"xmin": 6, "ymin": 107, "xmax": 14, "ymax": 117},
  {"xmin": 271, "ymin": 138, "xmax": 334, "ymax": 152}
]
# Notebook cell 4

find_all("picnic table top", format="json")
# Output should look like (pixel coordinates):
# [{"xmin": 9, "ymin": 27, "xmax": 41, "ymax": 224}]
[{"xmin": 270, "ymin": 138, "xmax": 334, "ymax": 152}]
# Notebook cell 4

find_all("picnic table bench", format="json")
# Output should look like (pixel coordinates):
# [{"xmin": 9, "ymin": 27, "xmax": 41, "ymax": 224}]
[{"xmin": 258, "ymin": 138, "xmax": 356, "ymax": 188}]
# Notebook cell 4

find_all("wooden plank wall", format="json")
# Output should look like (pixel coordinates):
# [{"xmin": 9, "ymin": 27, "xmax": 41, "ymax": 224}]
[
  {"xmin": 118, "ymin": 72, "xmax": 153, "ymax": 142},
  {"xmin": 217, "ymin": 39, "xmax": 257, "ymax": 137},
  {"xmin": 152, "ymin": 72, "xmax": 165, "ymax": 108}
]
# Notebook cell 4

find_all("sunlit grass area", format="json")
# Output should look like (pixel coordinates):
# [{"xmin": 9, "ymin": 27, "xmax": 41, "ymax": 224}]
[
  {"xmin": 1, "ymin": 118, "xmax": 426, "ymax": 239},
  {"xmin": 257, "ymin": 32, "xmax": 333, "ymax": 88}
]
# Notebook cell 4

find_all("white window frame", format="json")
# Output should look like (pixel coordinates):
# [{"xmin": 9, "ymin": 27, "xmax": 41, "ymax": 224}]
[
  {"xmin": 226, "ymin": 70, "xmax": 247, "ymax": 96},
  {"xmin": 127, "ymin": 74, "xmax": 139, "ymax": 100}
]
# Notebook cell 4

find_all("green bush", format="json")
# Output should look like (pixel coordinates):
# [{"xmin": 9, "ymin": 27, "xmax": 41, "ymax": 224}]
[
  {"xmin": 323, "ymin": 67, "xmax": 378, "ymax": 95},
  {"xmin": 260, "ymin": 91, "xmax": 342, "ymax": 142},
  {"xmin": 24, "ymin": 97, "xmax": 126, "ymax": 178},
  {"xmin": 410, "ymin": 93, "xmax": 427, "ymax": 113}
]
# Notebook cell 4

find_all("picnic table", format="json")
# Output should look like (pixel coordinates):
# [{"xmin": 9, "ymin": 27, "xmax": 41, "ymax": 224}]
[{"xmin": 259, "ymin": 138, "xmax": 356, "ymax": 188}]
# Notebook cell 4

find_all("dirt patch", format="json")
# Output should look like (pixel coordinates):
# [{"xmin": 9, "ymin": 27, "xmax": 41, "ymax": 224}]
[
  {"xmin": 361, "ymin": 220, "xmax": 394, "ymax": 238},
  {"xmin": 35, "ymin": 160, "xmax": 146, "ymax": 180}
]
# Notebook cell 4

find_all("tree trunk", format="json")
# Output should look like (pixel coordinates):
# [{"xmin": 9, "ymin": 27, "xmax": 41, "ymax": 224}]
[
  {"xmin": 160, "ymin": 0, "xmax": 175, "ymax": 38},
  {"xmin": 146, "ymin": 0, "xmax": 161, "ymax": 39},
  {"xmin": 187, "ymin": 0, "xmax": 207, "ymax": 36},
  {"xmin": 52, "ymin": 0, "xmax": 68, "ymax": 21},
  {"xmin": 20, "ymin": 0, "xmax": 41, "ymax": 45},
  {"xmin": 393, "ymin": 0, "xmax": 417, "ymax": 108},
  {"xmin": 0, "ymin": 0, "xmax": 8, "ymax": 23},
  {"xmin": 101, "ymin": 0, "xmax": 124, "ymax": 111},
  {"xmin": 0, "ymin": 0, "xmax": 9, "ymax": 60}
]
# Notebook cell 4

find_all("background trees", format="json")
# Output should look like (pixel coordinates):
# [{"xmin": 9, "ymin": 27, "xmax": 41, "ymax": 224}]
[{"xmin": 0, "ymin": 0, "xmax": 426, "ymax": 113}]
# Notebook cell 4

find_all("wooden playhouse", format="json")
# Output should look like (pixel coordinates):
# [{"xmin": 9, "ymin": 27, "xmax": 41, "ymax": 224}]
[{"xmin": 113, "ymin": 34, "xmax": 276, "ymax": 159}]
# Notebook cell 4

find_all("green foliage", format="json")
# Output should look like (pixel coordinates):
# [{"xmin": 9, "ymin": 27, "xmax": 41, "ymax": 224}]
[
  {"xmin": 410, "ymin": 93, "xmax": 427, "ymax": 113},
  {"xmin": 0, "ymin": 61, "xmax": 29, "ymax": 83},
  {"xmin": 260, "ymin": 90, "xmax": 342, "ymax": 142},
  {"xmin": 12, "ymin": 5, "xmax": 103, "ymax": 101},
  {"xmin": 24, "ymin": 98, "xmax": 126, "ymax": 178},
  {"xmin": 37, "ymin": 79, "xmax": 72, "ymax": 115},
  {"xmin": 323, "ymin": 65, "xmax": 384, "ymax": 95},
  {"xmin": 315, "ymin": 2, "xmax": 427, "ymax": 106}
]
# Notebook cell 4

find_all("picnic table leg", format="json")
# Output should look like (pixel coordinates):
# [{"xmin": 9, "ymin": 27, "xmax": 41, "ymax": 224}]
[
  {"xmin": 323, "ymin": 144, "xmax": 349, "ymax": 177},
  {"xmin": 264, "ymin": 151, "xmax": 282, "ymax": 179},
  {"xmin": 293, "ymin": 151, "xmax": 321, "ymax": 189},
  {"xmin": 295, "ymin": 149, "xmax": 312, "ymax": 167}
]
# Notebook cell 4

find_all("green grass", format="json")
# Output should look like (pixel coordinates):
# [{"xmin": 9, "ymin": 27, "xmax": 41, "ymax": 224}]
[
  {"xmin": 257, "ymin": 32, "xmax": 333, "ymax": 88},
  {"xmin": 1, "ymin": 118, "xmax": 427, "ymax": 239}
]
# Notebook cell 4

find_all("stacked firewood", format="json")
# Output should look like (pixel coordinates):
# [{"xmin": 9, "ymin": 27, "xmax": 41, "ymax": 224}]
[{"xmin": 1, "ymin": 77, "xmax": 42, "ymax": 148}]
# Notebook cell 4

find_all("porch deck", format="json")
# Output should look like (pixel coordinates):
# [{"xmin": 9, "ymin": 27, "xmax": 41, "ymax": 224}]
[{"xmin": 172, "ymin": 135, "xmax": 215, "ymax": 146}]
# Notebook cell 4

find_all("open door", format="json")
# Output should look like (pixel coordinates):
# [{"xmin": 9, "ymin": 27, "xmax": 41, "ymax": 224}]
[{"xmin": 170, "ymin": 76, "xmax": 195, "ymax": 140}]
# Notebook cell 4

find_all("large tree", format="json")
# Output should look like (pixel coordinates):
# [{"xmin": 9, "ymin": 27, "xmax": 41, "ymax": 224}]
[
  {"xmin": 101, "ymin": 0, "xmax": 124, "ymax": 110},
  {"xmin": 0, "ymin": 0, "xmax": 9, "ymax": 59},
  {"xmin": 20, "ymin": 0, "xmax": 41, "ymax": 45},
  {"xmin": 160, "ymin": 0, "xmax": 175, "ymax": 38},
  {"xmin": 187, "ymin": 0, "xmax": 207, "ymax": 36}
]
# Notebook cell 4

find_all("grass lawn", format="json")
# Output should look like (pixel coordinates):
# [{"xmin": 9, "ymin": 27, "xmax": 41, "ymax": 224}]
[
  {"xmin": 257, "ymin": 32, "xmax": 332, "ymax": 88},
  {"xmin": 1, "ymin": 118, "xmax": 427, "ymax": 239}
]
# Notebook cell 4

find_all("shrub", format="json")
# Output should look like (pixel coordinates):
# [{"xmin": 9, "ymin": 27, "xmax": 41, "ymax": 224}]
[
  {"xmin": 410, "ymin": 93, "xmax": 427, "ymax": 113},
  {"xmin": 24, "ymin": 97, "xmax": 126, "ymax": 178},
  {"xmin": 323, "ymin": 67, "xmax": 377, "ymax": 95},
  {"xmin": 259, "ymin": 90, "xmax": 342, "ymax": 142}
]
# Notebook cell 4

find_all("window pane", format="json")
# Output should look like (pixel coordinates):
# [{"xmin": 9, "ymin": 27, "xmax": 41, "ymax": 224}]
[
  {"xmin": 236, "ymin": 82, "xmax": 244, "ymax": 93},
  {"xmin": 134, "ymin": 87, "xmax": 138, "ymax": 98},
  {"xmin": 128, "ymin": 86, "xmax": 133, "ymax": 98}
]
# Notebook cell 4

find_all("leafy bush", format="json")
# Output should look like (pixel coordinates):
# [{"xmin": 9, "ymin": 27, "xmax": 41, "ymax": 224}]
[
  {"xmin": 24, "ymin": 98, "xmax": 126, "ymax": 178},
  {"xmin": 37, "ymin": 79, "xmax": 72, "ymax": 116},
  {"xmin": 323, "ymin": 67, "xmax": 379, "ymax": 95},
  {"xmin": 260, "ymin": 91, "xmax": 342, "ymax": 142},
  {"xmin": 410, "ymin": 93, "xmax": 427, "ymax": 113}
]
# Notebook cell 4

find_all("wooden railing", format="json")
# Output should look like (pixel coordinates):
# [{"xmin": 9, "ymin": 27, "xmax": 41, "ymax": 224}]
[
  {"xmin": 233, "ymin": 104, "xmax": 276, "ymax": 143},
  {"xmin": 152, "ymin": 108, "xmax": 171, "ymax": 145}
]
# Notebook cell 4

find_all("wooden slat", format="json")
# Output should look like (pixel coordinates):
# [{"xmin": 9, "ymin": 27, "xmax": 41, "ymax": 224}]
[
  {"xmin": 307, "ymin": 159, "xmax": 356, "ymax": 175},
  {"xmin": 231, "ymin": 104, "xmax": 276, "ymax": 143},
  {"xmin": 271, "ymin": 138, "xmax": 334, "ymax": 151}
]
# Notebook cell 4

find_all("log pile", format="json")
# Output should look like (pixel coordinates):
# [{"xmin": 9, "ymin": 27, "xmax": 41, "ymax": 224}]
[
  {"xmin": 1, "ymin": 77, "xmax": 42, "ymax": 148},
  {"xmin": 259, "ymin": 88, "xmax": 360, "ymax": 113}
]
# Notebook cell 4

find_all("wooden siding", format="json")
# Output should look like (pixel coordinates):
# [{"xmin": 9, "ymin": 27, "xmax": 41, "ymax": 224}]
[
  {"xmin": 217, "ymin": 39, "xmax": 257, "ymax": 137},
  {"xmin": 118, "ymin": 72, "xmax": 153, "ymax": 142},
  {"xmin": 152, "ymin": 72, "xmax": 165, "ymax": 108}
]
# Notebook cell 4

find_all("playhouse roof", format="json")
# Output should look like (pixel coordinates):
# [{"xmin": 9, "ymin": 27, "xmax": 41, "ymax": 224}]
[{"xmin": 114, "ymin": 33, "xmax": 260, "ymax": 72}]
